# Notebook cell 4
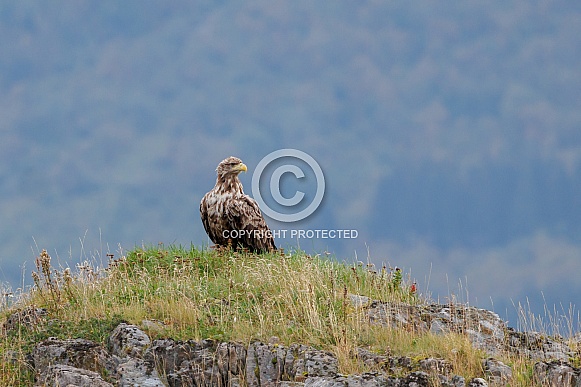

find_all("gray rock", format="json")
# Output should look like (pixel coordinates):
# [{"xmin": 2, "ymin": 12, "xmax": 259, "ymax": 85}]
[
  {"xmin": 144, "ymin": 339, "xmax": 337, "ymax": 386},
  {"xmin": 244, "ymin": 341, "xmax": 260, "ymax": 386},
  {"xmin": 366, "ymin": 302, "xmax": 429, "ymax": 333},
  {"xmin": 507, "ymin": 329, "xmax": 573, "ymax": 361},
  {"xmin": 375, "ymin": 356, "xmax": 414, "ymax": 376},
  {"xmin": 33, "ymin": 337, "xmax": 118, "ymax": 381},
  {"xmin": 443, "ymin": 306, "xmax": 505, "ymax": 356},
  {"xmin": 109, "ymin": 322, "xmax": 151, "ymax": 358},
  {"xmin": 26, "ymin": 299, "xmax": 581, "ymax": 387},
  {"xmin": 467, "ymin": 378, "xmax": 488, "ymax": 387},
  {"xmin": 116, "ymin": 357, "xmax": 165, "ymax": 387},
  {"xmin": 144, "ymin": 337, "xmax": 340, "ymax": 386},
  {"xmin": 401, "ymin": 371, "xmax": 430, "ymax": 386},
  {"xmin": 366, "ymin": 302, "xmax": 507, "ymax": 356},
  {"xmin": 534, "ymin": 360, "xmax": 581, "ymax": 386},
  {"xmin": 304, "ymin": 348, "xmax": 339, "ymax": 378},
  {"xmin": 108, "ymin": 323, "xmax": 165, "ymax": 386},
  {"xmin": 265, "ymin": 342, "xmax": 338, "ymax": 381},
  {"xmin": 435, "ymin": 374, "xmax": 463, "ymax": 387},
  {"xmin": 429, "ymin": 318, "xmax": 450, "ymax": 335},
  {"xmin": 360, "ymin": 296, "xmax": 575, "ymax": 362},
  {"xmin": 304, "ymin": 377, "xmax": 344, "ymax": 386},
  {"xmin": 450, "ymin": 375, "xmax": 466, "ymax": 387},
  {"xmin": 483, "ymin": 358, "xmax": 512, "ymax": 386},
  {"xmin": 144, "ymin": 338, "xmax": 196, "ymax": 376},
  {"xmin": 215, "ymin": 341, "xmax": 247, "ymax": 383},
  {"xmin": 419, "ymin": 357, "xmax": 452, "ymax": 375},
  {"xmin": 355, "ymin": 348, "xmax": 390, "ymax": 371},
  {"xmin": 306, "ymin": 372, "xmax": 389, "ymax": 386},
  {"xmin": 36, "ymin": 364, "xmax": 113, "ymax": 387},
  {"xmin": 2, "ymin": 306, "xmax": 47, "ymax": 334},
  {"xmin": 255, "ymin": 341, "xmax": 281, "ymax": 385},
  {"xmin": 349, "ymin": 294, "xmax": 371, "ymax": 308}
]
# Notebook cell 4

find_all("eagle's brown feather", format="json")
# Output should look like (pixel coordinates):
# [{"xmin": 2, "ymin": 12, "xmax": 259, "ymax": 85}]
[{"xmin": 200, "ymin": 156, "xmax": 276, "ymax": 253}]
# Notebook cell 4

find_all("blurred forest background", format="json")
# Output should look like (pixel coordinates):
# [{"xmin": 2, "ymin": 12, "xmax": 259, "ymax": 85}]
[{"xmin": 1, "ymin": 1, "xmax": 581, "ymax": 331}]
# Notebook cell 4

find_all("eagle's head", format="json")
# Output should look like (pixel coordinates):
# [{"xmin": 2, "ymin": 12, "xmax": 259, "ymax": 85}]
[{"xmin": 216, "ymin": 156, "xmax": 248, "ymax": 179}]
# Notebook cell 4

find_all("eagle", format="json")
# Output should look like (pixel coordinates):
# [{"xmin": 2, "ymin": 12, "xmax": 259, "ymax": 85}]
[{"xmin": 200, "ymin": 156, "xmax": 276, "ymax": 253}]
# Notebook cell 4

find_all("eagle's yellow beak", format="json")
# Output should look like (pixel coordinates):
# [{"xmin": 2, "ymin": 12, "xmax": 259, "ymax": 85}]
[{"xmin": 234, "ymin": 163, "xmax": 248, "ymax": 173}]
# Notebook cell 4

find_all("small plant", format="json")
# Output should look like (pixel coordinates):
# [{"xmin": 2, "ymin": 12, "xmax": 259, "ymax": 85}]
[
  {"xmin": 31, "ymin": 249, "xmax": 63, "ymax": 310},
  {"xmin": 391, "ymin": 267, "xmax": 403, "ymax": 290}
]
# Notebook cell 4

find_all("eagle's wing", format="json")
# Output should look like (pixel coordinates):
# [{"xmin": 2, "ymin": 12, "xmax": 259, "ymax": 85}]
[
  {"xmin": 200, "ymin": 195, "xmax": 214, "ymax": 243},
  {"xmin": 200, "ymin": 193, "xmax": 228, "ymax": 246},
  {"xmin": 227, "ymin": 195, "xmax": 276, "ymax": 253}
]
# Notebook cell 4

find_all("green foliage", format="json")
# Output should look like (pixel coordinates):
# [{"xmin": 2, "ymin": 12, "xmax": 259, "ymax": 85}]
[
  {"xmin": 4, "ymin": 314, "xmax": 125, "ymax": 354},
  {"xmin": 0, "ymin": 245, "xmax": 556, "ymax": 385}
]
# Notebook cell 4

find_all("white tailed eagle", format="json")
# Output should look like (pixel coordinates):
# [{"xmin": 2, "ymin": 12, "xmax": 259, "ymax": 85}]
[{"xmin": 200, "ymin": 156, "xmax": 276, "ymax": 253}]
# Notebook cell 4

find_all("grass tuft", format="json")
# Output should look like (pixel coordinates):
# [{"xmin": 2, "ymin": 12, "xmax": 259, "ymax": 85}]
[{"xmin": 1, "ymin": 244, "xmax": 571, "ymax": 385}]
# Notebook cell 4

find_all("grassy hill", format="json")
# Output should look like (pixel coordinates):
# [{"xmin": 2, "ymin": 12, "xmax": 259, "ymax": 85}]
[
  {"xmin": 2, "ymin": 2, "xmax": 581, "ymax": 321},
  {"xmin": 2, "ymin": 245, "xmax": 569, "ymax": 385}
]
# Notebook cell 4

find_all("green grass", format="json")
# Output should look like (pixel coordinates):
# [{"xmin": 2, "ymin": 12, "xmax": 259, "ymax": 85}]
[{"xmin": 0, "ymin": 244, "xmax": 557, "ymax": 385}]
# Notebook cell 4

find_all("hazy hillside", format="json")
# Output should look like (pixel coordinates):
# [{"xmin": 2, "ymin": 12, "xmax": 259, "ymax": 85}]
[{"xmin": 1, "ymin": 1, "xmax": 581, "ymax": 328}]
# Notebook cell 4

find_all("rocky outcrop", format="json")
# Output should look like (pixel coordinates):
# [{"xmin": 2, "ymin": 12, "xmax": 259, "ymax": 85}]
[
  {"xmin": 533, "ymin": 361, "xmax": 581, "ymax": 387},
  {"xmin": 363, "ymin": 299, "xmax": 581, "ymax": 377},
  {"xmin": 505, "ymin": 328, "xmax": 575, "ymax": 361},
  {"xmin": 5, "ymin": 298, "xmax": 579, "ymax": 386},
  {"xmin": 144, "ymin": 338, "xmax": 339, "ymax": 386},
  {"xmin": 365, "ymin": 301, "xmax": 506, "ymax": 356},
  {"xmin": 109, "ymin": 323, "xmax": 165, "ymax": 387},
  {"xmin": 31, "ymin": 323, "xmax": 165, "ymax": 387},
  {"xmin": 28, "ymin": 324, "xmax": 482, "ymax": 386},
  {"xmin": 1, "ymin": 306, "xmax": 47, "ymax": 334},
  {"xmin": 33, "ymin": 337, "xmax": 119, "ymax": 380},
  {"xmin": 37, "ymin": 364, "xmax": 113, "ymax": 387},
  {"xmin": 482, "ymin": 358, "xmax": 512, "ymax": 386}
]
